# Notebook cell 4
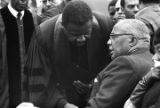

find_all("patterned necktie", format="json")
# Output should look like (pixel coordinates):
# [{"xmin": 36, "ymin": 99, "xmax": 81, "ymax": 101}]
[
  {"xmin": 17, "ymin": 12, "xmax": 22, "ymax": 20},
  {"xmin": 17, "ymin": 12, "xmax": 26, "ymax": 102}
]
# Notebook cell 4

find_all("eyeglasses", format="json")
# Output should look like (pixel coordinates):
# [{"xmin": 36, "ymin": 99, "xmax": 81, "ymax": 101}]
[
  {"xmin": 110, "ymin": 33, "xmax": 133, "ymax": 37},
  {"xmin": 109, "ymin": 33, "xmax": 148, "ymax": 40}
]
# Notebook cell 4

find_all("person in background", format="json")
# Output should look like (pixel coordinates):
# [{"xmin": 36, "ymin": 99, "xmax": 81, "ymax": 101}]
[
  {"xmin": 85, "ymin": 19, "xmax": 153, "ymax": 108},
  {"xmin": 37, "ymin": 0, "xmax": 72, "ymax": 23},
  {"xmin": 25, "ymin": 0, "xmax": 113, "ymax": 108},
  {"xmin": 120, "ymin": 0, "xmax": 139, "ymax": 18},
  {"xmin": 28, "ymin": 0, "xmax": 38, "ymax": 15},
  {"xmin": 37, "ymin": 0, "xmax": 59, "ymax": 22},
  {"xmin": 108, "ymin": 0, "xmax": 118, "ymax": 24},
  {"xmin": 28, "ymin": 0, "xmax": 41, "ymax": 25},
  {"xmin": 0, "ymin": 0, "xmax": 38, "ymax": 107},
  {"xmin": 114, "ymin": 0, "xmax": 125, "ymax": 22},
  {"xmin": 0, "ymin": 0, "xmax": 9, "ymax": 9},
  {"xmin": 41, "ymin": 0, "xmax": 56, "ymax": 13},
  {"xmin": 135, "ymin": 0, "xmax": 160, "ymax": 54},
  {"xmin": 55, "ymin": 0, "xmax": 72, "ymax": 14},
  {"xmin": 124, "ymin": 27, "xmax": 160, "ymax": 108}
]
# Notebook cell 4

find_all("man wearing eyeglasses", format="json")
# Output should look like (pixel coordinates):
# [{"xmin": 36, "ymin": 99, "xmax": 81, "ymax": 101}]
[
  {"xmin": 85, "ymin": 19, "xmax": 153, "ymax": 108},
  {"xmin": 25, "ymin": 0, "xmax": 113, "ymax": 108}
]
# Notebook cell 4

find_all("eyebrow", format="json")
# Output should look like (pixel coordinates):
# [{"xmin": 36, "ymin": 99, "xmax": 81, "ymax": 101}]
[
  {"xmin": 110, "ymin": 33, "xmax": 148, "ymax": 40},
  {"xmin": 110, "ymin": 33, "xmax": 133, "ymax": 37}
]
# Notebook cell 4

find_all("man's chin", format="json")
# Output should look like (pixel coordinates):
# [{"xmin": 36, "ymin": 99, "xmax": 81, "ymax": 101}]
[
  {"xmin": 110, "ymin": 51, "xmax": 115, "ymax": 59},
  {"xmin": 111, "ymin": 53, "xmax": 118, "ymax": 60}
]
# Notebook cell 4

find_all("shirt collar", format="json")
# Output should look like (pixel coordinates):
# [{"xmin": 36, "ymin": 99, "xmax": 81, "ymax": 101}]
[{"xmin": 8, "ymin": 3, "xmax": 24, "ymax": 20}]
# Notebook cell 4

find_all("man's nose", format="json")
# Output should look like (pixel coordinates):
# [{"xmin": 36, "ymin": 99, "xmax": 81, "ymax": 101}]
[
  {"xmin": 107, "ymin": 39, "xmax": 112, "ymax": 49},
  {"xmin": 134, "ymin": 6, "xmax": 139, "ymax": 13},
  {"xmin": 46, "ymin": 1, "xmax": 50, "ymax": 6},
  {"xmin": 117, "ymin": 8, "xmax": 123, "ymax": 14},
  {"xmin": 107, "ymin": 39, "xmax": 111, "ymax": 45}
]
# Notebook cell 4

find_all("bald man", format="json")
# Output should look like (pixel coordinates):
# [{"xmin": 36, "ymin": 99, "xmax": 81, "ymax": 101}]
[{"xmin": 86, "ymin": 19, "xmax": 153, "ymax": 108}]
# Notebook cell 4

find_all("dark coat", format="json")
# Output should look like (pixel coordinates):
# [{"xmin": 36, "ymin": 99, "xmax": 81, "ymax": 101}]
[
  {"xmin": 87, "ymin": 48, "xmax": 153, "ymax": 108},
  {"xmin": 25, "ymin": 12, "xmax": 113, "ymax": 108},
  {"xmin": 141, "ymin": 81, "xmax": 160, "ymax": 108},
  {"xmin": 0, "ymin": 7, "xmax": 37, "ymax": 108}
]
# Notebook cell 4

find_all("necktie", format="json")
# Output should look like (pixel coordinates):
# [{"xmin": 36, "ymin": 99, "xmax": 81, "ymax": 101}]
[
  {"xmin": 17, "ymin": 12, "xmax": 26, "ymax": 102},
  {"xmin": 17, "ymin": 12, "xmax": 22, "ymax": 20}
]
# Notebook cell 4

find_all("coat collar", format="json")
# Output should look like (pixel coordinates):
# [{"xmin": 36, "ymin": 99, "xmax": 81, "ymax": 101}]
[
  {"xmin": 8, "ymin": 3, "xmax": 24, "ymax": 20},
  {"xmin": 128, "ymin": 47, "xmax": 150, "ymax": 55}
]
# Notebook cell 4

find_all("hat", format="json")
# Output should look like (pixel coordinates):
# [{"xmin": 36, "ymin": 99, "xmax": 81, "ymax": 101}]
[{"xmin": 153, "ymin": 27, "xmax": 160, "ymax": 45}]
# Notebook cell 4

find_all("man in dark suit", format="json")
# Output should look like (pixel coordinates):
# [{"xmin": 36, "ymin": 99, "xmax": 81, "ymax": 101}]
[
  {"xmin": 0, "ymin": 0, "xmax": 37, "ymax": 107},
  {"xmin": 25, "ymin": 0, "xmax": 113, "ymax": 108},
  {"xmin": 85, "ymin": 19, "xmax": 153, "ymax": 108}
]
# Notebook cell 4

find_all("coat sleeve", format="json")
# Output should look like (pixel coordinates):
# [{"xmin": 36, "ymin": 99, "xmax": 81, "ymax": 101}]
[
  {"xmin": 149, "ymin": 95, "xmax": 160, "ymax": 108},
  {"xmin": 87, "ymin": 56, "xmax": 140, "ymax": 108},
  {"xmin": 129, "ymin": 68, "xmax": 155, "ymax": 108},
  {"xmin": 24, "ymin": 26, "xmax": 67, "ymax": 108}
]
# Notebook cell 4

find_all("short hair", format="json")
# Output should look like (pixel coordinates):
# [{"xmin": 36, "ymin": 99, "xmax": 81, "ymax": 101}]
[
  {"xmin": 139, "ymin": 0, "xmax": 160, "ymax": 4},
  {"xmin": 120, "ymin": 0, "xmax": 125, "ymax": 7},
  {"xmin": 113, "ymin": 19, "xmax": 150, "ymax": 41},
  {"xmin": 153, "ymin": 27, "xmax": 160, "ymax": 45},
  {"xmin": 108, "ymin": 0, "xmax": 118, "ymax": 9},
  {"xmin": 62, "ymin": 0, "xmax": 93, "ymax": 27}
]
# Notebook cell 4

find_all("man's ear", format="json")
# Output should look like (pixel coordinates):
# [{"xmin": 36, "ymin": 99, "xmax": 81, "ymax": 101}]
[{"xmin": 129, "ymin": 37, "xmax": 137, "ymax": 47}]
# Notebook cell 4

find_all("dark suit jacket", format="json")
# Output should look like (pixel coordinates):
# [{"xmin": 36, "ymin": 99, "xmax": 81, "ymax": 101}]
[
  {"xmin": 141, "ymin": 81, "xmax": 160, "ymax": 108},
  {"xmin": 87, "ymin": 48, "xmax": 153, "ymax": 108},
  {"xmin": 25, "ymin": 12, "xmax": 113, "ymax": 108}
]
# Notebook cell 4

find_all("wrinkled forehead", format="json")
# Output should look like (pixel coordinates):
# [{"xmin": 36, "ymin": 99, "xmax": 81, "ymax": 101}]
[{"xmin": 111, "ymin": 23, "xmax": 128, "ymax": 34}]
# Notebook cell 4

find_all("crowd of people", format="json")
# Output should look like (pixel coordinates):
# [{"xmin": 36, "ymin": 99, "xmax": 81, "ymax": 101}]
[{"xmin": 0, "ymin": 0, "xmax": 160, "ymax": 108}]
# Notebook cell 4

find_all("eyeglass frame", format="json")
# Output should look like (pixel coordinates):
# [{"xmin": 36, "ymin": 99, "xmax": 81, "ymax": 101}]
[{"xmin": 109, "ymin": 33, "xmax": 148, "ymax": 40}]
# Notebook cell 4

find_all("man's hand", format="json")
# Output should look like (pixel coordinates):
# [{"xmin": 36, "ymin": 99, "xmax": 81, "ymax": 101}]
[
  {"xmin": 64, "ymin": 103, "xmax": 78, "ymax": 108},
  {"xmin": 73, "ymin": 80, "xmax": 91, "ymax": 95}
]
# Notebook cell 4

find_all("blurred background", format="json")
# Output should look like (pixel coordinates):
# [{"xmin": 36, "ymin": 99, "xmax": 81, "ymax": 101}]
[{"xmin": 0, "ymin": 0, "xmax": 111, "ymax": 16}]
